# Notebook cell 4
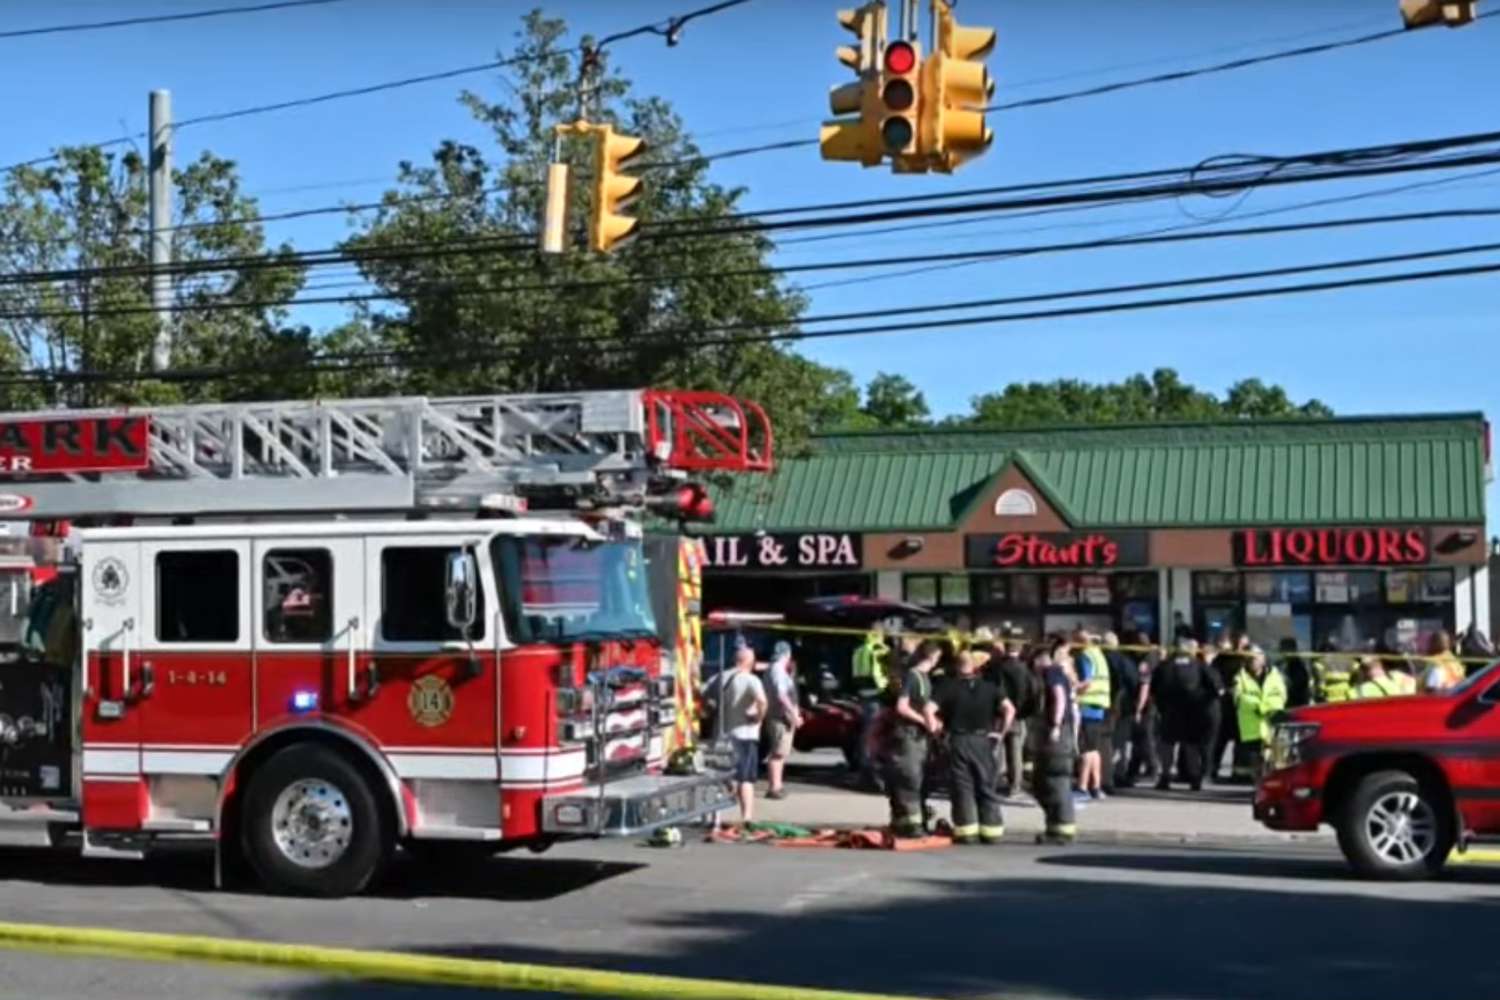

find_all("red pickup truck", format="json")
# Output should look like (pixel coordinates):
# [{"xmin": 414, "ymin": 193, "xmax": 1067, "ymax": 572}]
[{"xmin": 1254, "ymin": 662, "xmax": 1500, "ymax": 879}]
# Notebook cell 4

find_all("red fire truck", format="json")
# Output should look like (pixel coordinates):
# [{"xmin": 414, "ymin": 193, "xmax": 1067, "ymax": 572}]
[{"xmin": 0, "ymin": 389, "xmax": 771, "ymax": 896}]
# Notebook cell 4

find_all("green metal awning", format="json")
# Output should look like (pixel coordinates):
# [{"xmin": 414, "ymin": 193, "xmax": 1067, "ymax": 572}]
[{"xmin": 705, "ymin": 413, "xmax": 1488, "ymax": 533}]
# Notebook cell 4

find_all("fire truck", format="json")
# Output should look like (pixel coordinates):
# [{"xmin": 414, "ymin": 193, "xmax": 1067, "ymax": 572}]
[{"xmin": 0, "ymin": 388, "xmax": 772, "ymax": 897}]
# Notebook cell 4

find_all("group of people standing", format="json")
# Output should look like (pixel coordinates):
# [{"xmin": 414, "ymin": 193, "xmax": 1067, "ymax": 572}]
[{"xmin": 854, "ymin": 624, "xmax": 1481, "ymax": 844}]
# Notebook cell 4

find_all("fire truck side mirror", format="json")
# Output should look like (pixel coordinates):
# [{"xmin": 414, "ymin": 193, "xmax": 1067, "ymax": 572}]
[{"xmin": 445, "ymin": 550, "xmax": 479, "ymax": 634}]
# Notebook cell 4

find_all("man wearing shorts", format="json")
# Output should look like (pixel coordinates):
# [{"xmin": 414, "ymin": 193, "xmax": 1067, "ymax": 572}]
[
  {"xmin": 721, "ymin": 646, "xmax": 768, "ymax": 827},
  {"xmin": 763, "ymin": 641, "xmax": 802, "ymax": 800}
]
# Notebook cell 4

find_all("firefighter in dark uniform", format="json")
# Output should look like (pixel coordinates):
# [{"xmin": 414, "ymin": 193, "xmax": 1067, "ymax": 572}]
[
  {"xmin": 885, "ymin": 640, "xmax": 942, "ymax": 838},
  {"xmin": 1032, "ymin": 641, "xmax": 1079, "ymax": 845},
  {"xmin": 934, "ymin": 648, "xmax": 1016, "ymax": 843}
]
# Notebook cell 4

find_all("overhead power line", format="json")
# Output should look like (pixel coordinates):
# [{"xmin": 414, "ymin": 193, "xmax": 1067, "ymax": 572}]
[
  {"xmin": 0, "ymin": 0, "xmax": 348, "ymax": 40},
  {"xmin": 4, "ymin": 245, "xmax": 1500, "ymax": 388},
  {"xmin": 985, "ymin": 12, "xmax": 1497, "ymax": 112},
  {"xmin": 6, "ymin": 202, "xmax": 1499, "ymax": 321},
  {"xmin": 2, "ymin": 0, "xmax": 757, "ymax": 174}
]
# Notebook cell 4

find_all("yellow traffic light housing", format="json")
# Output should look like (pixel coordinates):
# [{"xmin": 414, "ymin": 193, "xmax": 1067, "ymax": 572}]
[
  {"xmin": 1400, "ymin": 0, "xmax": 1478, "ymax": 27},
  {"xmin": 590, "ymin": 124, "xmax": 646, "ymax": 254},
  {"xmin": 820, "ymin": 3, "xmax": 886, "ymax": 166},
  {"xmin": 879, "ymin": 37, "xmax": 923, "ymax": 162},
  {"xmin": 921, "ymin": 0, "xmax": 995, "ymax": 173}
]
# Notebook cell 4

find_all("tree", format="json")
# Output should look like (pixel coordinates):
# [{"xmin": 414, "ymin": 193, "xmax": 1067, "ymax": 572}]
[
  {"xmin": 964, "ymin": 368, "xmax": 1331, "ymax": 427},
  {"xmin": 861, "ymin": 373, "xmax": 929, "ymax": 428},
  {"xmin": 340, "ymin": 9, "xmax": 843, "ymax": 451},
  {"xmin": 0, "ymin": 146, "xmax": 310, "ymax": 408}
]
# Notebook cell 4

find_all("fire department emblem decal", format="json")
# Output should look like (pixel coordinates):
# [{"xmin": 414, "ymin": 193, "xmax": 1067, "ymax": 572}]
[
  {"xmin": 408, "ymin": 675, "xmax": 454, "ymax": 728},
  {"xmin": 92, "ymin": 557, "xmax": 129, "ymax": 606}
]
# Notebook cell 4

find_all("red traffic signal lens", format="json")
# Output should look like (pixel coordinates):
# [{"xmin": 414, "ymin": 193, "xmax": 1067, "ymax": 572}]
[
  {"xmin": 884, "ymin": 40, "xmax": 916, "ymax": 74},
  {"xmin": 673, "ymin": 485, "xmax": 714, "ymax": 522},
  {"xmin": 882, "ymin": 78, "xmax": 914, "ymax": 111}
]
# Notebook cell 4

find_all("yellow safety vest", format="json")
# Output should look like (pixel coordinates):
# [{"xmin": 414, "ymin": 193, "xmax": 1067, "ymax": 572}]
[
  {"xmin": 1235, "ymin": 667, "xmax": 1288, "ymax": 743},
  {"xmin": 1353, "ymin": 675, "xmax": 1400, "ymax": 700},
  {"xmin": 1319, "ymin": 658, "xmax": 1353, "ymax": 703},
  {"xmin": 1079, "ymin": 646, "xmax": 1111, "ymax": 711},
  {"xmin": 852, "ymin": 638, "xmax": 890, "ymax": 692}
]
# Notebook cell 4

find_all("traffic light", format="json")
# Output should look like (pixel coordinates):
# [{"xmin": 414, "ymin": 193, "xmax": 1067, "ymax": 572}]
[
  {"xmin": 820, "ymin": 4, "xmax": 887, "ymax": 165},
  {"xmin": 879, "ymin": 36, "xmax": 923, "ymax": 162},
  {"xmin": 921, "ymin": 0, "xmax": 996, "ymax": 173},
  {"xmin": 1400, "ymin": 0, "xmax": 1477, "ymax": 27},
  {"xmin": 590, "ymin": 124, "xmax": 646, "ymax": 254}
]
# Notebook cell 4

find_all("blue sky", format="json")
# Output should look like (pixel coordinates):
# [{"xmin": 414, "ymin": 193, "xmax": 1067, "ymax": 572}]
[{"xmin": 4, "ymin": 0, "xmax": 1499, "ymax": 518}]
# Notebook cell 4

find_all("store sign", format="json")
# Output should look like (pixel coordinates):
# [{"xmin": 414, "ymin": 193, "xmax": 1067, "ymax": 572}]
[
  {"xmin": 702, "ymin": 532, "xmax": 862, "ymax": 571},
  {"xmin": 1234, "ymin": 527, "xmax": 1431, "ymax": 567},
  {"xmin": 965, "ymin": 531, "xmax": 1149, "ymax": 568},
  {"xmin": 0, "ymin": 416, "xmax": 150, "ymax": 474}
]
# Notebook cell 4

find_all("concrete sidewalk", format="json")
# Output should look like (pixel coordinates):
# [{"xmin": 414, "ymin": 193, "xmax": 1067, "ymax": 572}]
[{"xmin": 749, "ymin": 754, "xmax": 1333, "ymax": 848}]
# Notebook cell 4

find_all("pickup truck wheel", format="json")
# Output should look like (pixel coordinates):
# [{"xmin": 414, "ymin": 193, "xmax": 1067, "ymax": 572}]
[
  {"xmin": 1336, "ymin": 770, "xmax": 1453, "ymax": 880},
  {"xmin": 241, "ymin": 744, "xmax": 390, "ymax": 898}
]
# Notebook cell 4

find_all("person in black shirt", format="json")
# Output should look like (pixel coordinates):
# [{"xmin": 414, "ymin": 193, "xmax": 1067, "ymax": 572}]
[
  {"xmin": 986, "ymin": 627, "xmax": 1038, "ymax": 796},
  {"xmin": 885, "ymin": 640, "xmax": 941, "ymax": 837},
  {"xmin": 935, "ymin": 649, "xmax": 1015, "ymax": 844}
]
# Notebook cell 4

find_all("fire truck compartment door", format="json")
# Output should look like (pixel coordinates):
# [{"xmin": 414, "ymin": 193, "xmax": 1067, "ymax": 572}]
[{"xmin": 81, "ymin": 539, "xmax": 143, "ymax": 779}]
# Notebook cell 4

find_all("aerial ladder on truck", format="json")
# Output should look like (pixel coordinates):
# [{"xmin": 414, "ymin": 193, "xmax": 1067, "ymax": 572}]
[{"xmin": 0, "ymin": 388, "xmax": 771, "ymax": 896}]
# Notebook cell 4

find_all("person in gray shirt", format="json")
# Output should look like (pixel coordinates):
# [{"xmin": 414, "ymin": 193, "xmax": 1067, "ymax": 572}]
[{"xmin": 721, "ymin": 646, "xmax": 768, "ymax": 828}]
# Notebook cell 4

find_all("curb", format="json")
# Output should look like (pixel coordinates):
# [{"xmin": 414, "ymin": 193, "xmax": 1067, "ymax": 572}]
[{"xmin": 0, "ymin": 920, "xmax": 937, "ymax": 1000}]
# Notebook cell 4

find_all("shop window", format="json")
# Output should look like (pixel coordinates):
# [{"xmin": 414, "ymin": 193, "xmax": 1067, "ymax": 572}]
[
  {"xmin": 381, "ymin": 546, "xmax": 485, "ymax": 643},
  {"xmin": 1045, "ymin": 575, "xmax": 1078, "ymax": 605},
  {"xmin": 1314, "ymin": 570, "xmax": 1380, "ymax": 606},
  {"xmin": 263, "ymin": 548, "xmax": 334, "ymax": 643},
  {"xmin": 904, "ymin": 575, "xmax": 937, "ymax": 606},
  {"xmin": 940, "ymin": 574, "xmax": 971, "ymax": 607},
  {"xmin": 1385, "ymin": 569, "xmax": 1454, "ymax": 605},
  {"xmin": 975, "ymin": 575, "xmax": 1008, "ymax": 606},
  {"xmin": 1244, "ymin": 571, "xmax": 1311, "ymax": 605},
  {"xmin": 1113, "ymin": 573, "xmax": 1158, "ymax": 600},
  {"xmin": 157, "ymin": 550, "xmax": 239, "ymax": 643},
  {"xmin": 1244, "ymin": 603, "xmax": 1310, "ymax": 654},
  {"xmin": 1077, "ymin": 574, "xmax": 1112, "ymax": 606},
  {"xmin": 1194, "ymin": 572, "xmax": 1240, "ymax": 600},
  {"xmin": 1010, "ymin": 575, "xmax": 1041, "ymax": 608},
  {"xmin": 1314, "ymin": 609, "xmax": 1382, "ymax": 653}
]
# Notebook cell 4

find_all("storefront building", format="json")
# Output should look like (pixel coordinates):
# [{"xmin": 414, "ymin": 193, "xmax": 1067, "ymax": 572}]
[{"xmin": 697, "ymin": 412, "xmax": 1492, "ymax": 653}]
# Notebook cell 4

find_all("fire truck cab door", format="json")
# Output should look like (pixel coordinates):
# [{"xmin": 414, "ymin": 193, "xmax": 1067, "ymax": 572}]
[
  {"xmin": 362, "ymin": 536, "xmax": 500, "ymax": 796},
  {"xmin": 80, "ymin": 539, "xmax": 144, "ymax": 793},
  {"xmin": 252, "ymin": 537, "xmax": 365, "ymax": 732}
]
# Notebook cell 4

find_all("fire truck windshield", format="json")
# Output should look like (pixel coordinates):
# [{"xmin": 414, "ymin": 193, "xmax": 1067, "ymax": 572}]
[{"xmin": 491, "ymin": 534, "xmax": 658, "ymax": 645}]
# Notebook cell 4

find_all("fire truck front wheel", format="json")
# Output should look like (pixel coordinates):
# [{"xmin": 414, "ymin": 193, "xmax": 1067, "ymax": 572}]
[{"xmin": 241, "ymin": 744, "xmax": 391, "ymax": 898}]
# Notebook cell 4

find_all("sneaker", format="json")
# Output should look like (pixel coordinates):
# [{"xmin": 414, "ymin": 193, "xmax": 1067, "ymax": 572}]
[
  {"xmin": 765, "ymin": 789, "xmax": 787, "ymax": 800},
  {"xmin": 1090, "ymin": 789, "xmax": 1107, "ymax": 801}
]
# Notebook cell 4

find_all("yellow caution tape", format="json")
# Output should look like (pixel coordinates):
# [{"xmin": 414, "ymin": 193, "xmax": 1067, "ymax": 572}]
[
  {"xmin": 716, "ymin": 620, "xmax": 1494, "ymax": 665},
  {"xmin": 0, "ymin": 920, "xmax": 937, "ymax": 1000}
]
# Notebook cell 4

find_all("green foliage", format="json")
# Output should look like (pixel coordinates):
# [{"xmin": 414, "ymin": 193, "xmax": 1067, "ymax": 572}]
[
  {"xmin": 960, "ymin": 368, "xmax": 1333, "ymax": 428},
  {"xmin": 339, "ymin": 8, "xmax": 840, "ymax": 452},
  {"xmin": 0, "ymin": 146, "xmax": 308, "ymax": 407}
]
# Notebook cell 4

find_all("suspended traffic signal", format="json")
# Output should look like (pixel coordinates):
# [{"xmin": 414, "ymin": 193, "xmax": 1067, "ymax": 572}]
[
  {"xmin": 820, "ymin": 3, "xmax": 886, "ymax": 165},
  {"xmin": 880, "ymin": 37, "xmax": 922, "ymax": 161},
  {"xmin": 1399, "ymin": 0, "xmax": 1478, "ymax": 27},
  {"xmin": 590, "ymin": 124, "xmax": 646, "ymax": 254},
  {"xmin": 921, "ymin": 0, "xmax": 995, "ymax": 173}
]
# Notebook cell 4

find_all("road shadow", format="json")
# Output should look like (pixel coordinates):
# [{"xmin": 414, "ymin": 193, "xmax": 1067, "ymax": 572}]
[
  {"xmin": 262, "ymin": 855, "xmax": 1500, "ymax": 1000},
  {"xmin": 0, "ymin": 847, "xmax": 640, "ymax": 903},
  {"xmin": 1042, "ymin": 848, "xmax": 1500, "ymax": 885},
  {"xmin": 1109, "ymin": 783, "xmax": 1250, "ymax": 804}
]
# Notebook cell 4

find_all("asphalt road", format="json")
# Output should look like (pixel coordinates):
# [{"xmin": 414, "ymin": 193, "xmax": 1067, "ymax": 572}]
[{"xmin": 1, "ymin": 827, "xmax": 1498, "ymax": 1000}]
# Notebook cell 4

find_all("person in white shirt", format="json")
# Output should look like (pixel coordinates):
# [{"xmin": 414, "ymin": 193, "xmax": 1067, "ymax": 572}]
[{"xmin": 762, "ymin": 641, "xmax": 803, "ymax": 800}]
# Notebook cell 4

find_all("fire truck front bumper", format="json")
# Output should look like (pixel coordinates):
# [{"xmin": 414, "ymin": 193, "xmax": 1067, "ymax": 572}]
[{"xmin": 540, "ymin": 771, "xmax": 735, "ymax": 837}]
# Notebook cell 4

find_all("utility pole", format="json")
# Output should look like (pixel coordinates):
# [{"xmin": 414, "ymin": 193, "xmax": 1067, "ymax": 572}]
[{"xmin": 148, "ymin": 89, "xmax": 173, "ymax": 371}]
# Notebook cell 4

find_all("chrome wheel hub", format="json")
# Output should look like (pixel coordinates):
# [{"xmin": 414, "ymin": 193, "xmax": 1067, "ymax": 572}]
[
  {"xmin": 1365, "ymin": 790, "xmax": 1436, "ymax": 865},
  {"xmin": 271, "ymin": 778, "xmax": 353, "ymax": 870}
]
